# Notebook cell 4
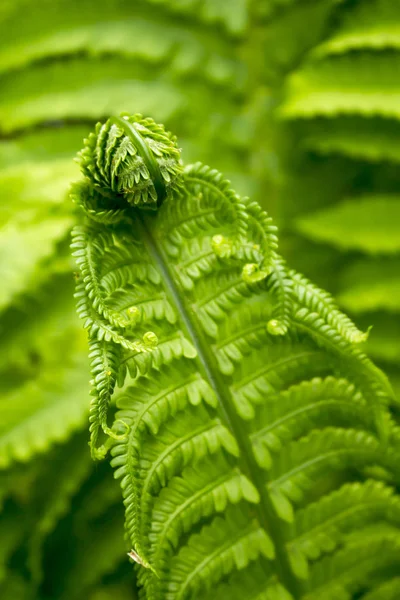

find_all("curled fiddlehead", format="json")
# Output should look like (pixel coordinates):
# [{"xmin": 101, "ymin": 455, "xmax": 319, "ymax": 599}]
[
  {"xmin": 71, "ymin": 114, "xmax": 184, "ymax": 459},
  {"xmin": 78, "ymin": 113, "xmax": 183, "ymax": 210}
]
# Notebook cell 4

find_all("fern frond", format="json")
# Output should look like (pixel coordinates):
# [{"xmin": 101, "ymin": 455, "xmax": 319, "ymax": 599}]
[
  {"xmin": 78, "ymin": 114, "xmax": 183, "ymax": 209},
  {"xmin": 291, "ymin": 307, "xmax": 395, "ymax": 425},
  {"xmin": 280, "ymin": 53, "xmax": 400, "ymax": 120},
  {"xmin": 295, "ymin": 196, "xmax": 400, "ymax": 254},
  {"xmin": 0, "ymin": 56, "xmax": 184, "ymax": 133},
  {"xmin": 338, "ymin": 257, "xmax": 400, "ymax": 314},
  {"xmin": 300, "ymin": 116, "xmax": 400, "ymax": 163},
  {"xmin": 72, "ymin": 114, "xmax": 399, "ymax": 600},
  {"xmin": 0, "ymin": 216, "xmax": 73, "ymax": 312},
  {"xmin": 72, "ymin": 225, "xmax": 133, "ymax": 331},
  {"xmin": 215, "ymin": 299, "xmax": 274, "ymax": 376},
  {"xmin": 0, "ymin": 351, "xmax": 89, "ymax": 469},
  {"xmin": 314, "ymin": 0, "xmax": 400, "ymax": 56},
  {"xmin": 193, "ymin": 267, "xmax": 261, "ymax": 338},
  {"xmin": 0, "ymin": 9, "xmax": 243, "ymax": 82}
]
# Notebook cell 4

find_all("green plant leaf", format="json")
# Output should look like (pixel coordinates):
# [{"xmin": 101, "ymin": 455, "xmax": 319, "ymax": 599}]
[
  {"xmin": 314, "ymin": 0, "xmax": 400, "ymax": 56},
  {"xmin": 338, "ymin": 258, "xmax": 400, "ymax": 313},
  {"xmin": 280, "ymin": 53, "xmax": 400, "ymax": 120},
  {"xmin": 295, "ymin": 196, "xmax": 400, "ymax": 254},
  {"xmin": 71, "ymin": 115, "xmax": 398, "ymax": 600}
]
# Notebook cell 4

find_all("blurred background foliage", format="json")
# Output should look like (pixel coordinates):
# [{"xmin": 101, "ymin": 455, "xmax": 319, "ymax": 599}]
[{"xmin": 0, "ymin": 0, "xmax": 399, "ymax": 598}]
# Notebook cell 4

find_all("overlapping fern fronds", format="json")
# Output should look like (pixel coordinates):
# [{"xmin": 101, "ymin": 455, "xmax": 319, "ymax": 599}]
[{"xmin": 276, "ymin": 0, "xmax": 400, "ymax": 388}]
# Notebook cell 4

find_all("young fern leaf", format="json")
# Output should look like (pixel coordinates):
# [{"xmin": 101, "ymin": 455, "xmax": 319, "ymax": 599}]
[{"xmin": 72, "ymin": 113, "xmax": 398, "ymax": 600}]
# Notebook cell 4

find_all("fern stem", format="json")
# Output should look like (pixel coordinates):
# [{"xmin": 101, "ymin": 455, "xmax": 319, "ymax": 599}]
[{"xmin": 137, "ymin": 211, "xmax": 301, "ymax": 598}]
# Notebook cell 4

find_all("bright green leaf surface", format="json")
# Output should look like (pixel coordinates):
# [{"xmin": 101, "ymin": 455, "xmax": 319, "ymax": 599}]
[{"xmin": 296, "ymin": 196, "xmax": 400, "ymax": 254}]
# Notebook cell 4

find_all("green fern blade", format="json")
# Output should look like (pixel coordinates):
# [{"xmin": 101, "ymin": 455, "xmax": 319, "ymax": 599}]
[
  {"xmin": 111, "ymin": 359, "xmax": 221, "ymax": 567},
  {"xmin": 290, "ymin": 271, "xmax": 369, "ymax": 344},
  {"xmin": 300, "ymin": 116, "xmax": 400, "ymax": 163},
  {"xmin": 314, "ymin": 0, "xmax": 400, "ymax": 57},
  {"xmin": 0, "ymin": 351, "xmax": 89, "ymax": 469},
  {"xmin": 280, "ymin": 53, "xmax": 400, "ymax": 120},
  {"xmin": 0, "ymin": 57, "xmax": 184, "ymax": 133},
  {"xmin": 0, "ymin": 125, "xmax": 89, "ymax": 168},
  {"xmin": 0, "ymin": 158, "xmax": 79, "ymax": 222},
  {"xmin": 265, "ymin": 258, "xmax": 293, "ymax": 336},
  {"xmin": 0, "ymin": 216, "xmax": 73, "ymax": 312},
  {"xmin": 72, "ymin": 116, "xmax": 399, "ymax": 599},
  {"xmin": 0, "ymin": 11, "xmax": 242, "ymax": 88},
  {"xmin": 295, "ymin": 196, "xmax": 400, "ymax": 254},
  {"xmin": 338, "ymin": 257, "xmax": 400, "ymax": 314}
]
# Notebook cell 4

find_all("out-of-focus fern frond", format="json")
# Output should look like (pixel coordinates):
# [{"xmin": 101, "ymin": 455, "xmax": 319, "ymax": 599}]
[
  {"xmin": 314, "ymin": 0, "xmax": 400, "ymax": 56},
  {"xmin": 295, "ymin": 196, "xmax": 400, "ymax": 254},
  {"xmin": 0, "ymin": 57, "xmax": 185, "ymax": 133},
  {"xmin": 0, "ymin": 217, "xmax": 73, "ymax": 311},
  {"xmin": 280, "ymin": 53, "xmax": 400, "ymax": 119},
  {"xmin": 0, "ymin": 349, "xmax": 89, "ymax": 468},
  {"xmin": 338, "ymin": 258, "xmax": 400, "ymax": 314},
  {"xmin": 299, "ymin": 116, "xmax": 400, "ymax": 163}
]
